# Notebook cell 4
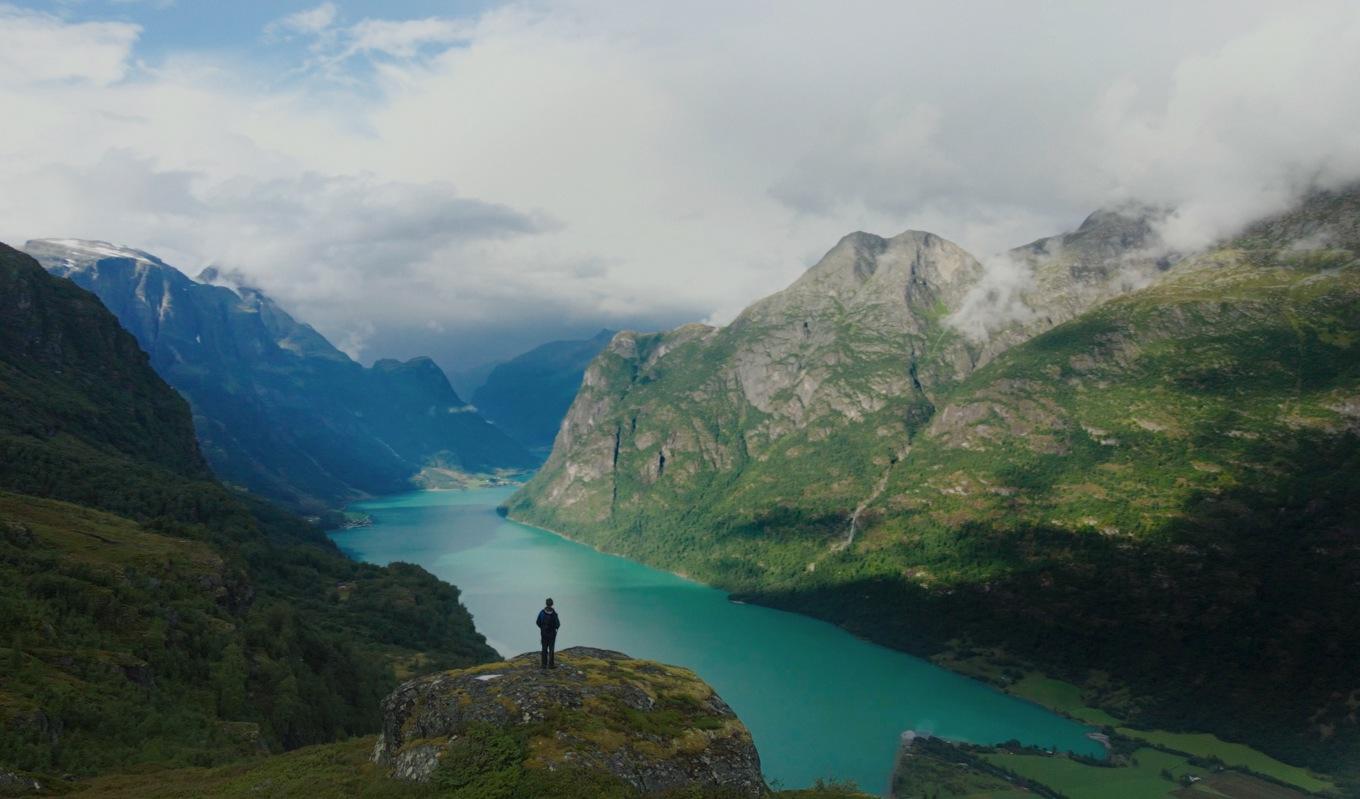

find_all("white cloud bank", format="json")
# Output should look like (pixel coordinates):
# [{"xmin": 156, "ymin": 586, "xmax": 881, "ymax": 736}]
[
  {"xmin": 0, "ymin": 4, "xmax": 140, "ymax": 85},
  {"xmin": 1, "ymin": 0, "xmax": 1359, "ymax": 365}
]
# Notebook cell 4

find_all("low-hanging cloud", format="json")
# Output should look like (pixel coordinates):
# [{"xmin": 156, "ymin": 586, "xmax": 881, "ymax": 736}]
[
  {"xmin": 945, "ymin": 253, "xmax": 1038, "ymax": 342},
  {"xmin": 2, "ymin": 0, "xmax": 1359, "ymax": 369}
]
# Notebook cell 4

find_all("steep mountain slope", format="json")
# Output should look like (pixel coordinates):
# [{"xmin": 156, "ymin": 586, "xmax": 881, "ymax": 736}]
[
  {"xmin": 25, "ymin": 239, "xmax": 532, "ymax": 511},
  {"xmin": 508, "ymin": 189, "xmax": 1360, "ymax": 780},
  {"xmin": 513, "ymin": 231, "xmax": 983, "ymax": 539},
  {"xmin": 472, "ymin": 329, "xmax": 616, "ymax": 449},
  {"xmin": 1014, "ymin": 203, "xmax": 1174, "ymax": 329},
  {"xmin": 0, "ymin": 243, "xmax": 496, "ymax": 781}
]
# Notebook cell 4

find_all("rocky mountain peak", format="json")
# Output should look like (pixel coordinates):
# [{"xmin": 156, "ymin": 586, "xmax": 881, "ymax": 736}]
[
  {"xmin": 195, "ymin": 265, "xmax": 257, "ymax": 293},
  {"xmin": 24, "ymin": 238, "xmax": 165, "ymax": 271},
  {"xmin": 1072, "ymin": 202, "xmax": 1165, "ymax": 243},
  {"xmin": 992, "ymin": 202, "xmax": 1178, "ymax": 342},
  {"xmin": 745, "ymin": 229, "xmax": 984, "ymax": 331}
]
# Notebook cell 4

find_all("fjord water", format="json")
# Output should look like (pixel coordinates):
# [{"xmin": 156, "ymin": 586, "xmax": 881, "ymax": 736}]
[{"xmin": 332, "ymin": 487, "xmax": 1101, "ymax": 794}]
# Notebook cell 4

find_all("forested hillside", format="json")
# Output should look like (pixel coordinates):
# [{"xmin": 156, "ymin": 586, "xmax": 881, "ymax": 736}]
[{"xmin": 0, "ymin": 243, "xmax": 496, "ymax": 782}]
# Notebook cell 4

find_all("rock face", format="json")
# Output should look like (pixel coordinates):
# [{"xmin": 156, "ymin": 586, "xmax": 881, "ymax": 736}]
[
  {"xmin": 374, "ymin": 647, "xmax": 766, "ymax": 797},
  {"xmin": 26, "ymin": 239, "xmax": 533, "ymax": 510},
  {"xmin": 510, "ymin": 230, "xmax": 983, "ymax": 540}
]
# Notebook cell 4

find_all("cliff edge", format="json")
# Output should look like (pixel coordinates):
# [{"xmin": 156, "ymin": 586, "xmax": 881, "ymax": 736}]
[{"xmin": 374, "ymin": 647, "xmax": 767, "ymax": 798}]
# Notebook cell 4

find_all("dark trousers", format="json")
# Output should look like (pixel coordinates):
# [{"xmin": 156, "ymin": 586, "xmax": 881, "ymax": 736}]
[{"xmin": 540, "ymin": 634, "xmax": 556, "ymax": 668}]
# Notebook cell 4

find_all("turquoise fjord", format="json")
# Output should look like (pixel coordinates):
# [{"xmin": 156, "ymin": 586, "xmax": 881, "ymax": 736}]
[{"xmin": 331, "ymin": 486, "xmax": 1102, "ymax": 793}]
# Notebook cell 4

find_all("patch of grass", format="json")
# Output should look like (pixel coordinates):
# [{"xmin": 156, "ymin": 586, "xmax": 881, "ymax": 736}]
[
  {"xmin": 1010, "ymin": 674, "xmax": 1084, "ymax": 713},
  {"xmin": 894, "ymin": 742, "xmax": 1030, "ymax": 798},
  {"xmin": 1114, "ymin": 729, "xmax": 1334, "ymax": 794},
  {"xmin": 1009, "ymin": 673, "xmax": 1124, "ymax": 728},
  {"xmin": 1071, "ymin": 707, "xmax": 1124, "ymax": 727}
]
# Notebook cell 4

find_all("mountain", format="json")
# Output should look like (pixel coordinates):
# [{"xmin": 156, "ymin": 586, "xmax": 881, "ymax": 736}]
[
  {"xmin": 472, "ymin": 329, "xmax": 616, "ymax": 449},
  {"xmin": 25, "ymin": 239, "xmax": 533, "ymax": 511},
  {"xmin": 0, "ymin": 242, "xmax": 496, "ymax": 782},
  {"xmin": 448, "ymin": 359, "xmax": 501, "ymax": 401},
  {"xmin": 508, "ymin": 188, "xmax": 1360, "ymax": 782}
]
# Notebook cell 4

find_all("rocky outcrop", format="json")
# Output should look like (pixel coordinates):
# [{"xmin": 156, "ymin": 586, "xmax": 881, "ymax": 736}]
[
  {"xmin": 374, "ymin": 647, "xmax": 766, "ymax": 797},
  {"xmin": 0, "ymin": 769, "xmax": 42, "ymax": 795}
]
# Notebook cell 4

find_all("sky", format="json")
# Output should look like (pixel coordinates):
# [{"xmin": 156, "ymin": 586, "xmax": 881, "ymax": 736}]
[{"xmin": 2, "ymin": 1, "xmax": 1359, "ymax": 371}]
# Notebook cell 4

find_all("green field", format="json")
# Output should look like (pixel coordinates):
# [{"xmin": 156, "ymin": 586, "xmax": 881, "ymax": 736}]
[
  {"xmin": 1008, "ymin": 673, "xmax": 1123, "ymax": 727},
  {"xmin": 1114, "ymin": 728, "xmax": 1335, "ymax": 794},
  {"xmin": 982, "ymin": 747, "xmax": 1204, "ymax": 799},
  {"xmin": 1002, "ymin": 672, "xmax": 1335, "ymax": 795}
]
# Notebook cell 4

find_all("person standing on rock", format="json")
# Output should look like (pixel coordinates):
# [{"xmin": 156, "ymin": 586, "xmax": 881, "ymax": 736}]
[{"xmin": 536, "ymin": 598, "xmax": 561, "ymax": 669}]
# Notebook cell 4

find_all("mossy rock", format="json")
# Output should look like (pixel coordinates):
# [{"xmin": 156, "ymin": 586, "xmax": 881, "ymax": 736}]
[{"xmin": 374, "ymin": 647, "xmax": 766, "ymax": 797}]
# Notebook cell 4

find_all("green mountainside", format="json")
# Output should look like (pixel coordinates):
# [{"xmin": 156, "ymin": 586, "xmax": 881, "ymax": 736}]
[
  {"xmin": 472, "ymin": 329, "xmax": 616, "ymax": 449},
  {"xmin": 25, "ymin": 239, "xmax": 533, "ymax": 512},
  {"xmin": 508, "ymin": 189, "xmax": 1360, "ymax": 785},
  {"xmin": 0, "ymin": 243, "xmax": 497, "ymax": 784}
]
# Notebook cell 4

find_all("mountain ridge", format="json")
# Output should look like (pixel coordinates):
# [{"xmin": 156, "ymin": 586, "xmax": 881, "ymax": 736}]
[{"xmin": 26, "ymin": 238, "xmax": 533, "ymax": 511}]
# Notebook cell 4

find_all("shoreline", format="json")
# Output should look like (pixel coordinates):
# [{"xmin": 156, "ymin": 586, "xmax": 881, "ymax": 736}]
[
  {"xmin": 355, "ymin": 492, "xmax": 1106, "ymax": 749},
  {"xmin": 501, "ymin": 508, "xmax": 708, "ymax": 588},
  {"xmin": 501, "ymin": 509, "xmax": 1109, "ymax": 749}
]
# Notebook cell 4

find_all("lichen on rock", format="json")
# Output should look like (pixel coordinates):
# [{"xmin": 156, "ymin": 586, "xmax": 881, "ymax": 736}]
[{"xmin": 374, "ymin": 647, "xmax": 767, "ymax": 797}]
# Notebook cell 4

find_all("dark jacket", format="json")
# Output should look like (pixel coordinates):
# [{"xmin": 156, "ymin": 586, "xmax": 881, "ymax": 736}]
[{"xmin": 536, "ymin": 608, "xmax": 560, "ymax": 639}]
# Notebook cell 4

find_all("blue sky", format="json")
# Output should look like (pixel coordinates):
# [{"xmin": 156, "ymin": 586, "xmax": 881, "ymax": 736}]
[
  {"xmin": 2, "ymin": 1, "xmax": 1358, "ymax": 370},
  {"xmin": 18, "ymin": 1, "xmax": 494, "ymax": 57}
]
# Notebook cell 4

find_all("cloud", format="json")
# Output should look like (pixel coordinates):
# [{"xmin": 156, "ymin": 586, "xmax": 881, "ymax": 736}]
[
  {"xmin": 335, "ymin": 319, "xmax": 375, "ymax": 361},
  {"xmin": 264, "ymin": 4, "xmax": 473, "ymax": 67},
  {"xmin": 945, "ymin": 253, "xmax": 1038, "ymax": 342},
  {"xmin": 264, "ymin": 3, "xmax": 338, "ymax": 39},
  {"xmin": 3, "ymin": 0, "xmax": 1360, "ymax": 369},
  {"xmin": 1080, "ymin": 7, "xmax": 1360, "ymax": 251},
  {"xmin": 0, "ymin": 5, "xmax": 141, "ymax": 86},
  {"xmin": 345, "ymin": 17, "xmax": 473, "ymax": 59},
  {"xmin": 12, "ymin": 149, "xmax": 549, "ymax": 310}
]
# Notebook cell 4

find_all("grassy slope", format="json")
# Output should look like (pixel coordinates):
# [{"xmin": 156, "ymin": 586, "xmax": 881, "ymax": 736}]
[
  {"xmin": 76, "ymin": 737, "xmax": 873, "ymax": 799},
  {"xmin": 0, "ymin": 244, "xmax": 497, "ymax": 781},
  {"xmin": 509, "ymin": 209, "xmax": 1360, "ymax": 783}
]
